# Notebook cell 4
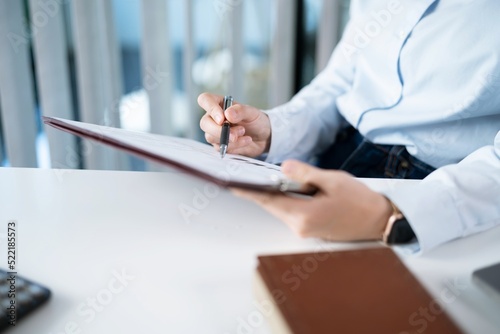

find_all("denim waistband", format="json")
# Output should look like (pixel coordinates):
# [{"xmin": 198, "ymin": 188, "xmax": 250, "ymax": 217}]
[{"xmin": 317, "ymin": 127, "xmax": 436, "ymax": 179}]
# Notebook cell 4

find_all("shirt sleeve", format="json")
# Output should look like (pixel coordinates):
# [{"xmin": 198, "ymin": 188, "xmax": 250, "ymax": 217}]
[
  {"xmin": 384, "ymin": 131, "xmax": 500, "ymax": 253},
  {"xmin": 264, "ymin": 20, "xmax": 357, "ymax": 164}
]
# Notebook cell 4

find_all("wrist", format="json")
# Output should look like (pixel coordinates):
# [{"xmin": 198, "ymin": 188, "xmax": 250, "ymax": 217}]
[
  {"xmin": 382, "ymin": 197, "xmax": 403, "ymax": 243},
  {"xmin": 381, "ymin": 196, "xmax": 417, "ymax": 244},
  {"xmin": 371, "ymin": 195, "xmax": 393, "ymax": 240},
  {"xmin": 261, "ymin": 113, "xmax": 272, "ymax": 154}
]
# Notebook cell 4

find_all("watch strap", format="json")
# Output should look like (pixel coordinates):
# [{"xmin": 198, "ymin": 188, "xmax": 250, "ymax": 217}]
[{"xmin": 382, "ymin": 198, "xmax": 416, "ymax": 244}]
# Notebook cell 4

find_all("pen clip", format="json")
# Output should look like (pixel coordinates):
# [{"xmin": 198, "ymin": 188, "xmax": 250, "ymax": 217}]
[{"xmin": 223, "ymin": 96, "xmax": 234, "ymax": 112}]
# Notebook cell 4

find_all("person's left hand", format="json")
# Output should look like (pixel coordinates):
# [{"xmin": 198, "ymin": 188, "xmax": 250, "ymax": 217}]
[{"xmin": 232, "ymin": 160, "xmax": 393, "ymax": 241}]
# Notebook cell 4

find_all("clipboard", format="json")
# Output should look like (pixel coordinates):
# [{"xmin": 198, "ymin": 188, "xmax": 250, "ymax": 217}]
[{"xmin": 43, "ymin": 117, "xmax": 310, "ymax": 194}]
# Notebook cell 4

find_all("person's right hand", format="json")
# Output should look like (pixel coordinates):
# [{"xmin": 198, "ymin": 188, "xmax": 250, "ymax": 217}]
[{"xmin": 198, "ymin": 93, "xmax": 272, "ymax": 157}]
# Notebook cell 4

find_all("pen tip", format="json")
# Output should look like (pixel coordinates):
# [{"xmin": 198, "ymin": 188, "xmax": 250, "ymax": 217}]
[{"xmin": 220, "ymin": 145, "xmax": 227, "ymax": 159}]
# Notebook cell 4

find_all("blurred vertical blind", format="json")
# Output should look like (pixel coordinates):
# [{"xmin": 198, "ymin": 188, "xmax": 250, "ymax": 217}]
[
  {"xmin": 0, "ymin": 0, "xmax": 38, "ymax": 167},
  {"xmin": 0, "ymin": 0, "xmax": 346, "ymax": 170},
  {"xmin": 29, "ymin": 0, "xmax": 79, "ymax": 169}
]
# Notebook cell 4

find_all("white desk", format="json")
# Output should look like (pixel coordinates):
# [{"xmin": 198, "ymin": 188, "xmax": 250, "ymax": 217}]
[{"xmin": 0, "ymin": 167, "xmax": 499, "ymax": 333}]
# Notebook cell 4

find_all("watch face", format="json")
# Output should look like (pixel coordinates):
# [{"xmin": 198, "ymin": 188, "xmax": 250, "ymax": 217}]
[{"xmin": 387, "ymin": 218, "xmax": 416, "ymax": 244}]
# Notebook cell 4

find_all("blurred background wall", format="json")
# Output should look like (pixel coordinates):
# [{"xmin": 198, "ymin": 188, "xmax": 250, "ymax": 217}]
[{"xmin": 0, "ymin": 0, "xmax": 349, "ymax": 171}]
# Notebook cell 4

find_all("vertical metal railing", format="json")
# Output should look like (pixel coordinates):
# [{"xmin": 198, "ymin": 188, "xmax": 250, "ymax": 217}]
[
  {"xmin": 0, "ymin": 0, "xmax": 38, "ymax": 167},
  {"xmin": 0, "ymin": 106, "xmax": 4, "ymax": 163},
  {"xmin": 29, "ymin": 0, "xmax": 78, "ymax": 169},
  {"xmin": 269, "ymin": 0, "xmax": 298, "ymax": 107},
  {"xmin": 316, "ymin": 0, "xmax": 343, "ymax": 74},
  {"xmin": 182, "ymin": 0, "xmax": 198, "ymax": 139},
  {"xmin": 0, "ymin": 0, "xmax": 346, "ymax": 170},
  {"xmin": 71, "ymin": 0, "xmax": 126, "ymax": 170},
  {"xmin": 141, "ymin": 0, "xmax": 173, "ymax": 137},
  {"xmin": 229, "ymin": 0, "xmax": 244, "ymax": 103}
]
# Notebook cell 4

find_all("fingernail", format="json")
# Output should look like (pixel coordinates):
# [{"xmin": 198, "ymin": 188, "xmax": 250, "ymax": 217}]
[
  {"xmin": 237, "ymin": 128, "xmax": 245, "ymax": 136},
  {"xmin": 215, "ymin": 115, "xmax": 222, "ymax": 124}
]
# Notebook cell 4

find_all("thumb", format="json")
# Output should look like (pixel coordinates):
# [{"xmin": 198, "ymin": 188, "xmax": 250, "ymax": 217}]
[
  {"xmin": 281, "ymin": 160, "xmax": 325, "ymax": 186},
  {"xmin": 225, "ymin": 104, "xmax": 261, "ymax": 124}
]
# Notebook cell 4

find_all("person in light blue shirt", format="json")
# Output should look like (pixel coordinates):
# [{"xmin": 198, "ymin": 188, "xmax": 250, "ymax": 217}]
[{"xmin": 198, "ymin": 0, "xmax": 500, "ymax": 253}]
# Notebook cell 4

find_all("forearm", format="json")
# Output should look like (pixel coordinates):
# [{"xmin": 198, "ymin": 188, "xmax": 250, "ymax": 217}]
[
  {"xmin": 264, "ymin": 21, "xmax": 357, "ymax": 164},
  {"xmin": 264, "ymin": 88, "xmax": 344, "ymax": 164}
]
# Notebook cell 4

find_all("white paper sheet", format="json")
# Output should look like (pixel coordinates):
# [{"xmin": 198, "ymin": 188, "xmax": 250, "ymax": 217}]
[{"xmin": 45, "ymin": 117, "xmax": 297, "ymax": 191}]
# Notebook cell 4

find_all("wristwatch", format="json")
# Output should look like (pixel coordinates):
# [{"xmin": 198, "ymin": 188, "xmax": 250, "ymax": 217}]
[{"xmin": 382, "ymin": 198, "xmax": 416, "ymax": 244}]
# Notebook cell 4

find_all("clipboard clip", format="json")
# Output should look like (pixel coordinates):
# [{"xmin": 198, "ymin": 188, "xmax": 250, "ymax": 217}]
[{"xmin": 270, "ymin": 175, "xmax": 315, "ymax": 194}]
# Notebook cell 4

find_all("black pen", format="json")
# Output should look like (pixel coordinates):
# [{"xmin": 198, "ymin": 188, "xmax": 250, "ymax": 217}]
[{"xmin": 220, "ymin": 96, "xmax": 233, "ymax": 158}]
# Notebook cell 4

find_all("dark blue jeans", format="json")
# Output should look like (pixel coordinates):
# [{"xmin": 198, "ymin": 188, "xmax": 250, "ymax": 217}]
[{"xmin": 317, "ymin": 127, "xmax": 436, "ymax": 179}]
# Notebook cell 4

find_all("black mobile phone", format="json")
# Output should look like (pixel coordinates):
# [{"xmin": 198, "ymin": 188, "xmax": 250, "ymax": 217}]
[
  {"xmin": 473, "ymin": 262, "xmax": 500, "ymax": 302},
  {"xmin": 0, "ymin": 269, "xmax": 51, "ymax": 330}
]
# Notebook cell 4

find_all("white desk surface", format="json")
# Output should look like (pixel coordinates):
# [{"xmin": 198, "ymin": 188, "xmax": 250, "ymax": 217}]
[{"xmin": 0, "ymin": 167, "xmax": 499, "ymax": 333}]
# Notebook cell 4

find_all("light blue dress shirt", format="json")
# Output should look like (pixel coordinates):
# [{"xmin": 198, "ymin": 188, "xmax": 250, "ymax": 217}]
[{"xmin": 265, "ymin": 0, "xmax": 500, "ymax": 252}]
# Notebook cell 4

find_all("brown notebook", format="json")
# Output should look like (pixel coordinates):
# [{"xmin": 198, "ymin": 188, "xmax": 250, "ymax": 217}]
[{"xmin": 254, "ymin": 247, "xmax": 462, "ymax": 334}]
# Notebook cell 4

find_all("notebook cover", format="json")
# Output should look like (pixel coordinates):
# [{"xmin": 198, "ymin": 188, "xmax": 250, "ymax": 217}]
[{"xmin": 256, "ymin": 247, "xmax": 462, "ymax": 334}]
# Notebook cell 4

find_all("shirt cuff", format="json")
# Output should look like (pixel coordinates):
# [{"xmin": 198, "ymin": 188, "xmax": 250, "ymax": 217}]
[
  {"xmin": 263, "ymin": 108, "xmax": 295, "ymax": 164},
  {"xmin": 382, "ymin": 181, "xmax": 463, "ymax": 254}
]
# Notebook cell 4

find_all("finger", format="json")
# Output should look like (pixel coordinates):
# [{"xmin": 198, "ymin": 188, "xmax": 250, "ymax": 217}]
[
  {"xmin": 214, "ymin": 142, "xmax": 255, "ymax": 154},
  {"xmin": 205, "ymin": 127, "xmax": 246, "ymax": 145},
  {"xmin": 224, "ymin": 104, "xmax": 261, "ymax": 124},
  {"xmin": 281, "ymin": 160, "xmax": 329, "ymax": 187},
  {"xmin": 231, "ymin": 189, "xmax": 309, "ymax": 233},
  {"xmin": 200, "ymin": 113, "xmax": 222, "ymax": 138},
  {"xmin": 198, "ymin": 93, "xmax": 225, "ymax": 125},
  {"xmin": 226, "ymin": 136, "xmax": 253, "ymax": 152},
  {"xmin": 230, "ymin": 126, "xmax": 246, "ymax": 142},
  {"xmin": 205, "ymin": 133, "xmax": 219, "ymax": 145},
  {"xmin": 231, "ymin": 188, "xmax": 277, "ymax": 204},
  {"xmin": 232, "ymin": 189, "xmax": 302, "ymax": 218},
  {"xmin": 228, "ymin": 146, "xmax": 255, "ymax": 157}
]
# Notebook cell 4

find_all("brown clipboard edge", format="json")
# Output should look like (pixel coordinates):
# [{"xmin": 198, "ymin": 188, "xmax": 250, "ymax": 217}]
[{"xmin": 43, "ymin": 116, "xmax": 311, "ymax": 194}]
